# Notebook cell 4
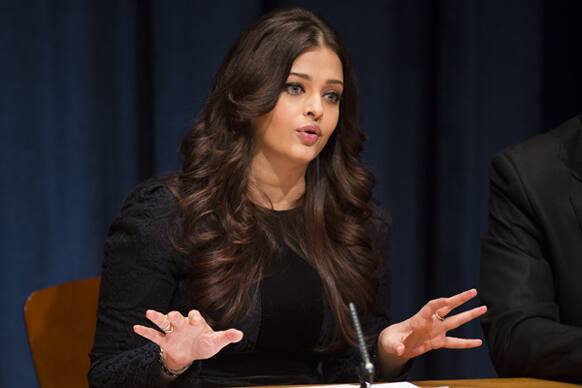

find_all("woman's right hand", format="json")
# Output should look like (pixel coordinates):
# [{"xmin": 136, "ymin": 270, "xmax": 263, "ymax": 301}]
[{"xmin": 133, "ymin": 309, "xmax": 244, "ymax": 371}]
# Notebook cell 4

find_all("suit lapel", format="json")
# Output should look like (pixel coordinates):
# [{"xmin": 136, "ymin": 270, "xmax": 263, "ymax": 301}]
[
  {"xmin": 571, "ymin": 184, "xmax": 582, "ymax": 233},
  {"xmin": 565, "ymin": 117, "xmax": 582, "ymax": 231}
]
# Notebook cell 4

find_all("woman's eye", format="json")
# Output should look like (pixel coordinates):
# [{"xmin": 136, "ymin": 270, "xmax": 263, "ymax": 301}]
[
  {"xmin": 284, "ymin": 83, "xmax": 304, "ymax": 95},
  {"xmin": 325, "ymin": 92, "xmax": 341, "ymax": 104}
]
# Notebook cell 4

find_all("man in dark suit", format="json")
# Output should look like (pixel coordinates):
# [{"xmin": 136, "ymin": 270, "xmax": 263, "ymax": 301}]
[{"xmin": 480, "ymin": 115, "xmax": 582, "ymax": 382}]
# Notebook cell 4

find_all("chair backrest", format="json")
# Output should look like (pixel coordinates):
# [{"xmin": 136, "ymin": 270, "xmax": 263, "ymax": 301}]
[{"xmin": 24, "ymin": 277, "xmax": 100, "ymax": 388}]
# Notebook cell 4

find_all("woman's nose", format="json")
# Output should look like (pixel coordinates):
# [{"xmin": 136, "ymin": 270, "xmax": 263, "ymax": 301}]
[{"xmin": 303, "ymin": 94, "xmax": 323, "ymax": 121}]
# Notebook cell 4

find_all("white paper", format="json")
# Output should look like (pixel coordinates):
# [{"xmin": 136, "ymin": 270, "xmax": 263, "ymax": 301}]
[{"xmin": 311, "ymin": 383, "xmax": 419, "ymax": 388}]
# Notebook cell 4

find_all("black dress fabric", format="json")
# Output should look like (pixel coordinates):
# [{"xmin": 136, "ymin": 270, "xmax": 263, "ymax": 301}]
[
  {"xmin": 197, "ymin": 209, "xmax": 324, "ymax": 386},
  {"xmin": 88, "ymin": 178, "xmax": 395, "ymax": 387},
  {"xmin": 257, "ymin": 222, "xmax": 324, "ymax": 354}
]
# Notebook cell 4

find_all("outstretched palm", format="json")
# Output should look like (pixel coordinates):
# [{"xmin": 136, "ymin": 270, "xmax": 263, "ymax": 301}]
[
  {"xmin": 379, "ymin": 289, "xmax": 486, "ymax": 360},
  {"xmin": 134, "ymin": 309, "xmax": 243, "ymax": 370}
]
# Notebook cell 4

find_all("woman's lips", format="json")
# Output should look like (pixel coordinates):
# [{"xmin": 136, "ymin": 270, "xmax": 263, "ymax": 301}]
[{"xmin": 295, "ymin": 125, "xmax": 321, "ymax": 146}]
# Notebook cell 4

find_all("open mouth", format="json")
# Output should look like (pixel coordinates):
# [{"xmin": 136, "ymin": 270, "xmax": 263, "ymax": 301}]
[
  {"xmin": 296, "ymin": 125, "xmax": 321, "ymax": 137},
  {"xmin": 296, "ymin": 126, "xmax": 321, "ymax": 145}
]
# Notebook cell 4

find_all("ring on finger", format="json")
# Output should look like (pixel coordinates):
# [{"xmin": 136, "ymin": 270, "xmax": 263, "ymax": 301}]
[
  {"xmin": 162, "ymin": 314, "xmax": 174, "ymax": 334},
  {"xmin": 434, "ymin": 311, "xmax": 446, "ymax": 322}
]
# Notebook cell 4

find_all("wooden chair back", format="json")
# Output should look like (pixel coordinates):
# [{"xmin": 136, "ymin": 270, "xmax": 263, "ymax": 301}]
[{"xmin": 24, "ymin": 277, "xmax": 100, "ymax": 388}]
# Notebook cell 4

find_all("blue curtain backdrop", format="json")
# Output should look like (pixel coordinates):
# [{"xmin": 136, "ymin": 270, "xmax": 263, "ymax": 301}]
[{"xmin": 2, "ymin": 1, "xmax": 582, "ymax": 386}]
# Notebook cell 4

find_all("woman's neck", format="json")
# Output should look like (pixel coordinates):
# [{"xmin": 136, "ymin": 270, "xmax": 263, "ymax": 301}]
[{"xmin": 248, "ymin": 152, "xmax": 307, "ymax": 211}]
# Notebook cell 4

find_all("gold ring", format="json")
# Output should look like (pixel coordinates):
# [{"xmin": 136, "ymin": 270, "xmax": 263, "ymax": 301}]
[
  {"xmin": 163, "ymin": 315, "xmax": 174, "ymax": 333},
  {"xmin": 434, "ymin": 311, "xmax": 445, "ymax": 322}
]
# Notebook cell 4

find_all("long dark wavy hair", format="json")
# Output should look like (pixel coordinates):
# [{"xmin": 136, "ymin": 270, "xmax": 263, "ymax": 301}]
[{"xmin": 166, "ymin": 8, "xmax": 381, "ymax": 350}]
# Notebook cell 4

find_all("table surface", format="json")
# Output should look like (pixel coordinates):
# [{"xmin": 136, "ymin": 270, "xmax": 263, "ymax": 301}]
[
  {"xmin": 414, "ymin": 377, "xmax": 581, "ymax": 387},
  {"xmin": 254, "ymin": 378, "xmax": 582, "ymax": 387}
]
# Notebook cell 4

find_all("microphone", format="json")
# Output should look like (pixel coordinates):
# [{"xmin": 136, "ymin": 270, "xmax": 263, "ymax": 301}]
[{"xmin": 348, "ymin": 302, "xmax": 374, "ymax": 387}]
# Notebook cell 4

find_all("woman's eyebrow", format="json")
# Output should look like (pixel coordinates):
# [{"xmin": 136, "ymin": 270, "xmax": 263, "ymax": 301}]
[{"xmin": 289, "ymin": 72, "xmax": 344, "ymax": 86}]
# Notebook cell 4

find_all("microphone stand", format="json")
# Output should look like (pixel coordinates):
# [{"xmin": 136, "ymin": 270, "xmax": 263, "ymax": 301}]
[{"xmin": 348, "ymin": 302, "xmax": 375, "ymax": 387}]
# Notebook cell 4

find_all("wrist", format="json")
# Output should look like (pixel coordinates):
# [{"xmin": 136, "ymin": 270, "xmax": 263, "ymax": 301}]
[{"xmin": 159, "ymin": 348, "xmax": 192, "ymax": 377}]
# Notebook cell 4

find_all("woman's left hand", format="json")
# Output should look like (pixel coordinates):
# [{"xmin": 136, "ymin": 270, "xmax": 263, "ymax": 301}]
[{"xmin": 378, "ymin": 288, "xmax": 487, "ymax": 362}]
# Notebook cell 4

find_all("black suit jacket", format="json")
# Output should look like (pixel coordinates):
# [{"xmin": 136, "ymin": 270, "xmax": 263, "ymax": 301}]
[{"xmin": 480, "ymin": 115, "xmax": 582, "ymax": 382}]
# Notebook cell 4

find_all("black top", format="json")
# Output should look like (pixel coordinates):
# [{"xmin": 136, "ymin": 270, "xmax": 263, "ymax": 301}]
[
  {"xmin": 258, "ymin": 232, "xmax": 323, "ymax": 354},
  {"xmin": 88, "ymin": 179, "xmax": 395, "ymax": 387},
  {"xmin": 199, "ymin": 209, "xmax": 324, "ymax": 385},
  {"xmin": 480, "ymin": 115, "xmax": 582, "ymax": 382}
]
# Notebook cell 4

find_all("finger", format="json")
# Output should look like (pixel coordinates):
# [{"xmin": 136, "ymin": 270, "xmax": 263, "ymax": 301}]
[
  {"xmin": 439, "ymin": 289, "xmax": 478, "ymax": 317},
  {"xmin": 210, "ymin": 329, "xmax": 244, "ymax": 349},
  {"xmin": 442, "ymin": 305, "xmax": 487, "ymax": 332},
  {"xmin": 167, "ymin": 310, "xmax": 188, "ymax": 329},
  {"xmin": 419, "ymin": 289, "xmax": 478, "ymax": 321},
  {"xmin": 133, "ymin": 324, "xmax": 165, "ymax": 346},
  {"xmin": 442, "ymin": 336, "xmax": 483, "ymax": 349},
  {"xmin": 145, "ymin": 309, "xmax": 171, "ymax": 332},
  {"xmin": 418, "ymin": 298, "xmax": 450, "ymax": 320},
  {"xmin": 187, "ymin": 310, "xmax": 204, "ymax": 326}
]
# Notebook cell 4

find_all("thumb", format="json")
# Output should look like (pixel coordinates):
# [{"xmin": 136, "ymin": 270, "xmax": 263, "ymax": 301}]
[
  {"xmin": 212, "ymin": 329, "xmax": 244, "ymax": 349},
  {"xmin": 395, "ymin": 343, "xmax": 405, "ymax": 356},
  {"xmin": 223, "ymin": 328, "xmax": 244, "ymax": 343},
  {"xmin": 380, "ymin": 334, "xmax": 406, "ymax": 357},
  {"xmin": 385, "ymin": 339, "xmax": 405, "ymax": 356}
]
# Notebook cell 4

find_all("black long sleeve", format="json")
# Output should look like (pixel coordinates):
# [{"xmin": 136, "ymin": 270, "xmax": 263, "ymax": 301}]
[{"xmin": 89, "ymin": 180, "xmax": 201, "ymax": 387}]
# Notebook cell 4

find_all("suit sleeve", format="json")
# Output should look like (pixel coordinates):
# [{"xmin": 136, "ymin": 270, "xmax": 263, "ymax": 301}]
[
  {"xmin": 88, "ymin": 181, "xmax": 201, "ymax": 388},
  {"xmin": 480, "ymin": 152, "xmax": 582, "ymax": 382}
]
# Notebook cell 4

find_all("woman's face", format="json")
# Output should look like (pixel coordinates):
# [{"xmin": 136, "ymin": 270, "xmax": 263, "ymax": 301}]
[{"xmin": 252, "ymin": 45, "xmax": 344, "ymax": 166}]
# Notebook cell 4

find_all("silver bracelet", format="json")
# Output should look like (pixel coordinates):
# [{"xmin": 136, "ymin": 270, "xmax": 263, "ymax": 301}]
[{"xmin": 159, "ymin": 348, "xmax": 192, "ymax": 377}]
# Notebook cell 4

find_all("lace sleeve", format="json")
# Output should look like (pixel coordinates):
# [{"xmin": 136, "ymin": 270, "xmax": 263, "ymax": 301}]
[{"xmin": 88, "ymin": 179, "xmax": 201, "ymax": 387}]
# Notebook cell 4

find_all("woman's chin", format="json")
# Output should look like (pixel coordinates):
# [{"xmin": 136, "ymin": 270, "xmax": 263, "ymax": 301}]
[
  {"xmin": 287, "ymin": 145, "xmax": 322, "ymax": 164},
  {"xmin": 289, "ymin": 152, "xmax": 319, "ymax": 166}
]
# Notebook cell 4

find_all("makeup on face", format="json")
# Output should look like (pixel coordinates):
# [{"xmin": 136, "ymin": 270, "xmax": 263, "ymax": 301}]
[{"xmin": 252, "ymin": 46, "xmax": 344, "ymax": 165}]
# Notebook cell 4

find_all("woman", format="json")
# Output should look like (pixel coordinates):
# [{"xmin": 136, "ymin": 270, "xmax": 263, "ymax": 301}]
[{"xmin": 89, "ymin": 8, "xmax": 486, "ymax": 387}]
